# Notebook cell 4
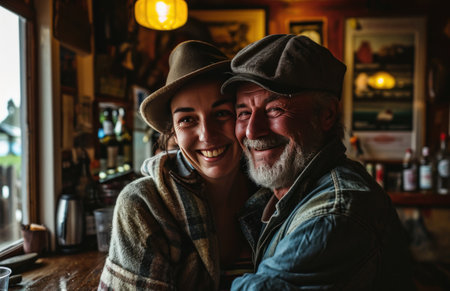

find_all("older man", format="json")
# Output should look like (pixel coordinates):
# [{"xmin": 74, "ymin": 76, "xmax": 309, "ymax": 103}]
[{"xmin": 222, "ymin": 34, "xmax": 414, "ymax": 290}]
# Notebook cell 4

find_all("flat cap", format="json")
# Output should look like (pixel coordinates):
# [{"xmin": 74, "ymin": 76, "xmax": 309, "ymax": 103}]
[{"xmin": 221, "ymin": 34, "xmax": 346, "ymax": 98}]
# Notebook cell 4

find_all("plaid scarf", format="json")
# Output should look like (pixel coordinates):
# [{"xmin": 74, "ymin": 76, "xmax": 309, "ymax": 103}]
[{"xmin": 99, "ymin": 151, "xmax": 220, "ymax": 290}]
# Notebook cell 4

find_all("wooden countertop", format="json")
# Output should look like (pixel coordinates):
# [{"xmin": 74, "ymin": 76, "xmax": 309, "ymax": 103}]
[{"xmin": 9, "ymin": 249, "xmax": 106, "ymax": 290}]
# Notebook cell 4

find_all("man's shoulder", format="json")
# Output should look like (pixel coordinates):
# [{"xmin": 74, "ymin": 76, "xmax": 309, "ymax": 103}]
[{"xmin": 291, "ymin": 160, "xmax": 393, "ymax": 225}]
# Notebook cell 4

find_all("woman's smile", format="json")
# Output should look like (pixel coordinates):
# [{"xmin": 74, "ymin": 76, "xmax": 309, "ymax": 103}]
[{"xmin": 199, "ymin": 145, "xmax": 228, "ymax": 158}]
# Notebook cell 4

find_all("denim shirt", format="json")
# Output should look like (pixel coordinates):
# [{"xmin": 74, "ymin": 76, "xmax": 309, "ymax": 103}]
[{"xmin": 235, "ymin": 139, "xmax": 415, "ymax": 290}]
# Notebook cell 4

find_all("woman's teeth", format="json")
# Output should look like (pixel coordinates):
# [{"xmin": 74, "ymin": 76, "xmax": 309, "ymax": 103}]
[{"xmin": 201, "ymin": 147, "xmax": 226, "ymax": 158}]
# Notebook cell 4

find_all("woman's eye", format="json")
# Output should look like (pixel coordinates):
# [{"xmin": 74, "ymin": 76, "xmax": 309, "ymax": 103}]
[{"xmin": 176, "ymin": 116, "xmax": 194, "ymax": 127}]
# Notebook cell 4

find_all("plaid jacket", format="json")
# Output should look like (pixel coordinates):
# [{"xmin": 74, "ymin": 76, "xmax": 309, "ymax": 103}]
[{"xmin": 98, "ymin": 151, "xmax": 221, "ymax": 290}]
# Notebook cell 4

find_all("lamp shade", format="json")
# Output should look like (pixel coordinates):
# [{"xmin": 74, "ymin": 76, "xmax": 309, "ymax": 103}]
[{"xmin": 135, "ymin": 0, "xmax": 188, "ymax": 31}]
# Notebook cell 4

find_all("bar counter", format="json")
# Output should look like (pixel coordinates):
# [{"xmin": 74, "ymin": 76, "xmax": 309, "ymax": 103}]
[{"xmin": 9, "ymin": 250, "xmax": 106, "ymax": 290}]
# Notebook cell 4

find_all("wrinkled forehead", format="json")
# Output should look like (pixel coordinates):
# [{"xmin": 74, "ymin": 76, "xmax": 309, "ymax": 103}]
[{"xmin": 236, "ymin": 82, "xmax": 270, "ymax": 101}]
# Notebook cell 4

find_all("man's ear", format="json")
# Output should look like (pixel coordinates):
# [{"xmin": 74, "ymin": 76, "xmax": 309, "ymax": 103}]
[{"xmin": 320, "ymin": 99, "xmax": 339, "ymax": 131}]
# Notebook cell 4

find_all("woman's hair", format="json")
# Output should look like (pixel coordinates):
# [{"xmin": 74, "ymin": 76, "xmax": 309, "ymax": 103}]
[{"xmin": 155, "ymin": 128, "xmax": 177, "ymax": 153}]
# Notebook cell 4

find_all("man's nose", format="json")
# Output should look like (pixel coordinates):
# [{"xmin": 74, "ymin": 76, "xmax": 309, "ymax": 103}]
[{"xmin": 246, "ymin": 111, "xmax": 269, "ymax": 140}]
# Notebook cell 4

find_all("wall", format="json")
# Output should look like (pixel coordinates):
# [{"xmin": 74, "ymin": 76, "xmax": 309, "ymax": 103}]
[{"xmin": 90, "ymin": 0, "xmax": 450, "ymax": 264}]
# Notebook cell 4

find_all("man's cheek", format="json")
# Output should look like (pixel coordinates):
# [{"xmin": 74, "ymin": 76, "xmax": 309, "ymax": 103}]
[{"xmin": 235, "ymin": 123, "xmax": 246, "ymax": 141}]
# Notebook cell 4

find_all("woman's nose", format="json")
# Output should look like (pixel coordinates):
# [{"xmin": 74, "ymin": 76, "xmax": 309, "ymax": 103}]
[{"xmin": 198, "ymin": 119, "xmax": 218, "ymax": 143}]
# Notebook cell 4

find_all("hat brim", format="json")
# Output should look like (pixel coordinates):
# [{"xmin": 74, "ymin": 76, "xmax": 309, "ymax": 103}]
[
  {"xmin": 221, "ymin": 74, "xmax": 294, "ymax": 96},
  {"xmin": 140, "ymin": 60, "xmax": 230, "ymax": 133},
  {"xmin": 221, "ymin": 73, "xmax": 343, "ymax": 99}
]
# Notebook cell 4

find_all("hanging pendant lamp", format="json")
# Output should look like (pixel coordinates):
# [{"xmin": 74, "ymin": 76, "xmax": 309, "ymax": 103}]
[{"xmin": 135, "ymin": 0, "xmax": 188, "ymax": 31}]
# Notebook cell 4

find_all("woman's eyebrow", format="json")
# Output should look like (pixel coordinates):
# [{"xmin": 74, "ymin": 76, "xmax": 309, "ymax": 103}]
[
  {"xmin": 173, "ymin": 107, "xmax": 194, "ymax": 114},
  {"xmin": 173, "ymin": 99, "xmax": 231, "ymax": 114}
]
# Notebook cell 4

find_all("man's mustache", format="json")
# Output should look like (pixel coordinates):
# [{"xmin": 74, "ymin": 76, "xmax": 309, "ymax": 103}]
[{"xmin": 243, "ymin": 135, "xmax": 289, "ymax": 151}]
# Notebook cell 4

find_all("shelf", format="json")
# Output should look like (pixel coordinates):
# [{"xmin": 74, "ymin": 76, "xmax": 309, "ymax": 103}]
[
  {"xmin": 388, "ymin": 192, "xmax": 450, "ymax": 207},
  {"xmin": 98, "ymin": 169, "xmax": 135, "ymax": 184}
]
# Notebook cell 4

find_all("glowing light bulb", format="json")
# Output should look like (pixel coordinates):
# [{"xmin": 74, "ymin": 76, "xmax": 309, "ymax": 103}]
[
  {"xmin": 368, "ymin": 71, "xmax": 396, "ymax": 89},
  {"xmin": 156, "ymin": 1, "xmax": 168, "ymax": 23},
  {"xmin": 135, "ymin": 0, "xmax": 188, "ymax": 31}
]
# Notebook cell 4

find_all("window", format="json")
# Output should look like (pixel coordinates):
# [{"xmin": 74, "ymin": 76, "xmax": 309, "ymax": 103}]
[{"xmin": 0, "ymin": 5, "xmax": 30, "ymax": 250}]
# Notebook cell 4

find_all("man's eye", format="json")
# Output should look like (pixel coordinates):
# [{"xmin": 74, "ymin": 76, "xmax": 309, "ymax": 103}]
[
  {"xmin": 216, "ymin": 110, "xmax": 234, "ymax": 120},
  {"xmin": 266, "ymin": 107, "xmax": 283, "ymax": 117},
  {"xmin": 237, "ymin": 111, "xmax": 250, "ymax": 120}
]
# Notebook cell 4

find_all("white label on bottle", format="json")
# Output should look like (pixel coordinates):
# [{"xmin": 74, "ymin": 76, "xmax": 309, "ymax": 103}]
[
  {"xmin": 419, "ymin": 165, "xmax": 432, "ymax": 190},
  {"xmin": 438, "ymin": 159, "xmax": 450, "ymax": 178},
  {"xmin": 403, "ymin": 169, "xmax": 417, "ymax": 191},
  {"xmin": 103, "ymin": 121, "xmax": 114, "ymax": 135}
]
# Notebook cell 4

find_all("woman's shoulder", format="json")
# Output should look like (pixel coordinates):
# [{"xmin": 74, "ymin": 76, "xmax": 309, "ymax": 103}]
[
  {"xmin": 140, "ymin": 150, "xmax": 178, "ymax": 177},
  {"xmin": 116, "ymin": 176, "xmax": 159, "ymax": 205}
]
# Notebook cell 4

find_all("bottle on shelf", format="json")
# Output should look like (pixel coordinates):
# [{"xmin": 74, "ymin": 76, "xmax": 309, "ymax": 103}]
[
  {"xmin": 61, "ymin": 150, "xmax": 76, "ymax": 194},
  {"xmin": 100, "ymin": 107, "xmax": 119, "ymax": 177},
  {"xmin": 114, "ymin": 107, "xmax": 132, "ymax": 172},
  {"xmin": 365, "ymin": 162, "xmax": 374, "ymax": 177},
  {"xmin": 436, "ymin": 132, "xmax": 450, "ymax": 195},
  {"xmin": 75, "ymin": 148, "xmax": 101, "ymax": 247},
  {"xmin": 97, "ymin": 127, "xmax": 107, "ymax": 180},
  {"xmin": 402, "ymin": 148, "xmax": 417, "ymax": 192},
  {"xmin": 419, "ymin": 146, "xmax": 433, "ymax": 193},
  {"xmin": 375, "ymin": 163, "xmax": 384, "ymax": 188},
  {"xmin": 349, "ymin": 133, "xmax": 364, "ymax": 163}
]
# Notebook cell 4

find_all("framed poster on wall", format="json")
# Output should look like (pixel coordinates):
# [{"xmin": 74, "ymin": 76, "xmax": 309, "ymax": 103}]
[
  {"xmin": 343, "ymin": 17, "xmax": 426, "ymax": 160},
  {"xmin": 287, "ymin": 18, "xmax": 327, "ymax": 47},
  {"xmin": 189, "ymin": 8, "xmax": 267, "ymax": 58}
]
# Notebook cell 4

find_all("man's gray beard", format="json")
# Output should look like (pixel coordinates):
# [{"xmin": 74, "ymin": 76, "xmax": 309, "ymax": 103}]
[{"xmin": 243, "ymin": 138, "xmax": 317, "ymax": 190}]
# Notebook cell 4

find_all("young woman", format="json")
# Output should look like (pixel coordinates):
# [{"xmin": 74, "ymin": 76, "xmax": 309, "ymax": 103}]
[{"xmin": 98, "ymin": 40, "xmax": 256, "ymax": 291}]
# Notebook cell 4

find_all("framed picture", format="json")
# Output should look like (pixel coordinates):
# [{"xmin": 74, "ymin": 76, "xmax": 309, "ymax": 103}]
[
  {"xmin": 60, "ymin": 46, "xmax": 77, "ymax": 89},
  {"xmin": 53, "ymin": 0, "xmax": 91, "ymax": 54},
  {"xmin": 132, "ymin": 85, "xmax": 148, "ymax": 114},
  {"xmin": 343, "ymin": 17, "xmax": 426, "ymax": 160},
  {"xmin": 288, "ymin": 18, "xmax": 327, "ymax": 47},
  {"xmin": 189, "ymin": 8, "xmax": 267, "ymax": 57}
]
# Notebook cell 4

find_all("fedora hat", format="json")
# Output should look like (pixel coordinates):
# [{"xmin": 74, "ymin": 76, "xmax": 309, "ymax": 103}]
[
  {"xmin": 140, "ymin": 40, "xmax": 230, "ymax": 133},
  {"xmin": 221, "ymin": 34, "xmax": 346, "ymax": 98}
]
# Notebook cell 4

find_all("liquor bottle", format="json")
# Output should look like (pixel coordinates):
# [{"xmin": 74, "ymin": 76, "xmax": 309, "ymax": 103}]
[
  {"xmin": 402, "ymin": 148, "xmax": 417, "ymax": 192},
  {"xmin": 61, "ymin": 150, "xmax": 76, "ymax": 194},
  {"xmin": 114, "ymin": 107, "xmax": 132, "ymax": 172},
  {"xmin": 101, "ymin": 107, "xmax": 119, "ymax": 176},
  {"xmin": 76, "ymin": 148, "xmax": 101, "ymax": 248},
  {"xmin": 97, "ymin": 127, "xmax": 107, "ymax": 180},
  {"xmin": 375, "ymin": 163, "xmax": 384, "ymax": 188},
  {"xmin": 436, "ymin": 133, "xmax": 450, "ymax": 195},
  {"xmin": 365, "ymin": 162, "xmax": 374, "ymax": 177},
  {"xmin": 419, "ymin": 146, "xmax": 433, "ymax": 193},
  {"xmin": 349, "ymin": 133, "xmax": 364, "ymax": 163}
]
